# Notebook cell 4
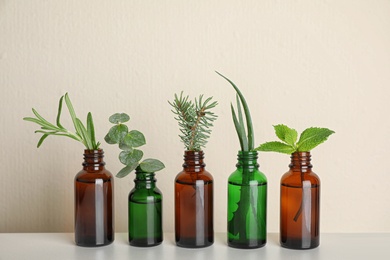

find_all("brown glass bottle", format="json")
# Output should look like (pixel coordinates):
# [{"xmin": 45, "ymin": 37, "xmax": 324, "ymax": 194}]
[
  {"xmin": 175, "ymin": 151, "xmax": 214, "ymax": 248},
  {"xmin": 74, "ymin": 149, "xmax": 114, "ymax": 247},
  {"xmin": 280, "ymin": 152, "xmax": 320, "ymax": 249}
]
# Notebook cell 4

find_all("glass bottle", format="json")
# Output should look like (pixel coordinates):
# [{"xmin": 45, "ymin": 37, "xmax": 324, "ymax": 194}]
[
  {"xmin": 74, "ymin": 149, "xmax": 114, "ymax": 247},
  {"xmin": 227, "ymin": 151, "xmax": 267, "ymax": 249},
  {"xmin": 280, "ymin": 152, "xmax": 320, "ymax": 249},
  {"xmin": 175, "ymin": 150, "xmax": 214, "ymax": 248},
  {"xmin": 128, "ymin": 169, "xmax": 163, "ymax": 247}
]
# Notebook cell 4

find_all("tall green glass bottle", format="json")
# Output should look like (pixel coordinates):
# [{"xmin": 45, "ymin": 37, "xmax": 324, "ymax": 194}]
[
  {"xmin": 128, "ymin": 170, "xmax": 163, "ymax": 247},
  {"xmin": 227, "ymin": 151, "xmax": 267, "ymax": 249}
]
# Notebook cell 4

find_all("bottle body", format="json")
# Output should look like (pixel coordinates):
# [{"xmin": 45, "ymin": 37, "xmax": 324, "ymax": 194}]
[
  {"xmin": 227, "ymin": 151, "xmax": 267, "ymax": 249},
  {"xmin": 74, "ymin": 149, "xmax": 114, "ymax": 247},
  {"xmin": 280, "ymin": 152, "xmax": 320, "ymax": 249},
  {"xmin": 128, "ymin": 171, "xmax": 163, "ymax": 247},
  {"xmin": 175, "ymin": 151, "xmax": 214, "ymax": 248}
]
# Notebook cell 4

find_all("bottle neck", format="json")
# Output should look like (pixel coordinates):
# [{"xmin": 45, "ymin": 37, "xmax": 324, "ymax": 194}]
[
  {"xmin": 236, "ymin": 150, "xmax": 259, "ymax": 169},
  {"xmin": 182, "ymin": 150, "xmax": 205, "ymax": 172},
  {"xmin": 134, "ymin": 170, "xmax": 156, "ymax": 189},
  {"xmin": 289, "ymin": 152, "xmax": 312, "ymax": 173},
  {"xmin": 82, "ymin": 149, "xmax": 105, "ymax": 171}
]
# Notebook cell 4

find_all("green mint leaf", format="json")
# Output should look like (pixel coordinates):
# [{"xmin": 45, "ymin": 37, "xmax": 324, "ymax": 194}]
[
  {"xmin": 121, "ymin": 130, "xmax": 146, "ymax": 148},
  {"xmin": 116, "ymin": 163, "xmax": 138, "ymax": 178},
  {"xmin": 296, "ymin": 127, "xmax": 335, "ymax": 152},
  {"xmin": 106, "ymin": 124, "xmax": 128, "ymax": 144},
  {"xmin": 139, "ymin": 159, "xmax": 165, "ymax": 173},
  {"xmin": 119, "ymin": 149, "xmax": 143, "ymax": 165},
  {"xmin": 255, "ymin": 141, "xmax": 296, "ymax": 154},
  {"xmin": 109, "ymin": 113, "xmax": 130, "ymax": 124},
  {"xmin": 274, "ymin": 124, "xmax": 298, "ymax": 146}
]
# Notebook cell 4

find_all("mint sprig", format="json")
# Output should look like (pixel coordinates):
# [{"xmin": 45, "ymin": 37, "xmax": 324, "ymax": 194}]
[
  {"xmin": 256, "ymin": 125, "xmax": 334, "ymax": 153},
  {"xmin": 24, "ymin": 93, "xmax": 100, "ymax": 150},
  {"xmin": 105, "ymin": 113, "xmax": 165, "ymax": 178}
]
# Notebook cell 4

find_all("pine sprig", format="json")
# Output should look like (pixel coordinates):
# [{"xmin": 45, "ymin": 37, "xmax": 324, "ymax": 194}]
[
  {"xmin": 169, "ymin": 92, "xmax": 218, "ymax": 151},
  {"xmin": 256, "ymin": 124, "xmax": 334, "ymax": 154},
  {"xmin": 23, "ymin": 93, "xmax": 100, "ymax": 150}
]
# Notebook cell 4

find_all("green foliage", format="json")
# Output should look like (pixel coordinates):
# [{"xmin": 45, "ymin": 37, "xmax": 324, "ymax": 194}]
[
  {"xmin": 256, "ymin": 124, "xmax": 335, "ymax": 154},
  {"xmin": 169, "ymin": 92, "xmax": 218, "ymax": 151},
  {"xmin": 216, "ymin": 71, "xmax": 254, "ymax": 151},
  {"xmin": 23, "ymin": 93, "xmax": 100, "ymax": 150},
  {"xmin": 105, "ymin": 113, "xmax": 165, "ymax": 178}
]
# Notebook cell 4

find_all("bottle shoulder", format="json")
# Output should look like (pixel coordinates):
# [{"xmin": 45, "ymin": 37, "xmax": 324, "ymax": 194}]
[
  {"xmin": 281, "ymin": 169, "xmax": 320, "ymax": 186},
  {"xmin": 129, "ymin": 188, "xmax": 162, "ymax": 202},
  {"xmin": 175, "ymin": 169, "xmax": 214, "ymax": 183},
  {"xmin": 75, "ymin": 169, "xmax": 113, "ymax": 182},
  {"xmin": 228, "ymin": 168, "xmax": 267, "ymax": 184}
]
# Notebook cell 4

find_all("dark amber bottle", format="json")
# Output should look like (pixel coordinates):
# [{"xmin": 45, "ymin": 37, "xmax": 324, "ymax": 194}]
[
  {"xmin": 74, "ymin": 149, "xmax": 114, "ymax": 247},
  {"xmin": 175, "ymin": 151, "xmax": 214, "ymax": 248},
  {"xmin": 280, "ymin": 152, "xmax": 320, "ymax": 249}
]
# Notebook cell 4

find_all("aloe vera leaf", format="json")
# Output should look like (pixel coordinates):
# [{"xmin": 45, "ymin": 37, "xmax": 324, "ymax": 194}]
[{"xmin": 216, "ymin": 71, "xmax": 254, "ymax": 150}]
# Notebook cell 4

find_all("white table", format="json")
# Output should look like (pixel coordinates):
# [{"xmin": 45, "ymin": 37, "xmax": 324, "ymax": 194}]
[{"xmin": 0, "ymin": 233, "xmax": 389, "ymax": 259}]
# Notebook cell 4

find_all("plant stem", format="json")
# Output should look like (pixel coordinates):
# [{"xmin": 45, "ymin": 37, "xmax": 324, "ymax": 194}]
[{"xmin": 293, "ymin": 153, "xmax": 304, "ymax": 222}]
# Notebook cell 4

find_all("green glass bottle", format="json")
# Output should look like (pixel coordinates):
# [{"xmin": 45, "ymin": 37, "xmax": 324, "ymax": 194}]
[
  {"xmin": 128, "ymin": 169, "xmax": 163, "ymax": 247},
  {"xmin": 227, "ymin": 151, "xmax": 267, "ymax": 249}
]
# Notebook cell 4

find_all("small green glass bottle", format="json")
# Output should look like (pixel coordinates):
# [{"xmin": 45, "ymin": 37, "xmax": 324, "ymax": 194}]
[
  {"xmin": 128, "ymin": 169, "xmax": 163, "ymax": 247},
  {"xmin": 227, "ymin": 151, "xmax": 267, "ymax": 249}
]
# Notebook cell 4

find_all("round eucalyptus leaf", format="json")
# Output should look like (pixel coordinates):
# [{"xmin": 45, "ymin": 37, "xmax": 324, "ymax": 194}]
[
  {"xmin": 109, "ymin": 113, "xmax": 130, "ymax": 124},
  {"xmin": 104, "ymin": 133, "xmax": 116, "ymax": 144},
  {"xmin": 107, "ymin": 124, "xmax": 128, "ymax": 144},
  {"xmin": 116, "ymin": 163, "xmax": 138, "ymax": 178},
  {"xmin": 119, "ymin": 149, "xmax": 143, "ymax": 165},
  {"xmin": 139, "ymin": 159, "xmax": 165, "ymax": 173},
  {"xmin": 121, "ymin": 130, "xmax": 146, "ymax": 148}
]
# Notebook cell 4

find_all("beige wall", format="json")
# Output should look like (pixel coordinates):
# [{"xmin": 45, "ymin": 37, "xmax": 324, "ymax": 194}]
[{"xmin": 1, "ymin": 0, "xmax": 390, "ymax": 233}]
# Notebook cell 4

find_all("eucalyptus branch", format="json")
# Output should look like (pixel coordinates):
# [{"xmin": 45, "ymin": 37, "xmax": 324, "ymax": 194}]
[
  {"xmin": 24, "ymin": 93, "xmax": 100, "ymax": 150},
  {"xmin": 169, "ymin": 92, "xmax": 218, "ymax": 151},
  {"xmin": 105, "ymin": 113, "xmax": 165, "ymax": 178}
]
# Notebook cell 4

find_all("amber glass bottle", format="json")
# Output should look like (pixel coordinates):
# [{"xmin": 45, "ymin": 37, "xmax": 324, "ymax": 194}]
[
  {"xmin": 128, "ymin": 170, "xmax": 163, "ymax": 247},
  {"xmin": 280, "ymin": 152, "xmax": 320, "ymax": 249},
  {"xmin": 74, "ymin": 149, "xmax": 114, "ymax": 247},
  {"xmin": 175, "ymin": 151, "xmax": 214, "ymax": 248}
]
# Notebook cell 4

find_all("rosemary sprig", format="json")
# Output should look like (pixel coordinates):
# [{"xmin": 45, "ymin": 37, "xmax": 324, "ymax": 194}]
[
  {"xmin": 169, "ymin": 92, "xmax": 218, "ymax": 151},
  {"xmin": 23, "ymin": 93, "xmax": 100, "ymax": 150}
]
